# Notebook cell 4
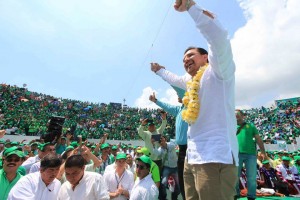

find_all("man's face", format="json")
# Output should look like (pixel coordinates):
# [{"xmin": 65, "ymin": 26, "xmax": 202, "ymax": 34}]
[
  {"xmin": 235, "ymin": 111, "xmax": 244, "ymax": 125},
  {"xmin": 116, "ymin": 158, "xmax": 126, "ymax": 169},
  {"xmin": 160, "ymin": 136, "xmax": 167, "ymax": 145},
  {"xmin": 148, "ymin": 124, "xmax": 156, "ymax": 132},
  {"xmin": 136, "ymin": 160, "xmax": 149, "ymax": 179},
  {"xmin": 183, "ymin": 49, "xmax": 208, "ymax": 76},
  {"xmin": 40, "ymin": 167, "xmax": 60, "ymax": 186},
  {"xmin": 61, "ymin": 139, "xmax": 66, "ymax": 145},
  {"xmin": 101, "ymin": 147, "xmax": 109, "ymax": 156},
  {"xmin": 40, "ymin": 145, "xmax": 56, "ymax": 158},
  {"xmin": 126, "ymin": 154, "xmax": 133, "ymax": 165},
  {"xmin": 111, "ymin": 149, "xmax": 117, "ymax": 156},
  {"xmin": 3, "ymin": 155, "xmax": 23, "ymax": 173},
  {"xmin": 283, "ymin": 160, "xmax": 290, "ymax": 167},
  {"xmin": 264, "ymin": 163, "xmax": 271, "ymax": 169},
  {"xmin": 65, "ymin": 166, "xmax": 85, "ymax": 186}
]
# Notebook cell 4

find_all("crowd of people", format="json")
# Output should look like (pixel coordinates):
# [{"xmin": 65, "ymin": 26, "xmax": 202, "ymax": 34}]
[
  {"xmin": 1, "ymin": 86, "xmax": 299, "ymax": 146},
  {"xmin": 0, "ymin": 84, "xmax": 176, "ymax": 141}
]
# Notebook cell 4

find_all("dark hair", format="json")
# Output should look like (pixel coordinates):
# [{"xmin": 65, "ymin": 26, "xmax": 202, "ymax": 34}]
[
  {"xmin": 65, "ymin": 155, "xmax": 85, "ymax": 169},
  {"xmin": 184, "ymin": 46, "xmax": 209, "ymax": 63},
  {"xmin": 41, "ymin": 143, "xmax": 54, "ymax": 152},
  {"xmin": 184, "ymin": 46, "xmax": 208, "ymax": 55},
  {"xmin": 40, "ymin": 154, "xmax": 62, "ymax": 170}
]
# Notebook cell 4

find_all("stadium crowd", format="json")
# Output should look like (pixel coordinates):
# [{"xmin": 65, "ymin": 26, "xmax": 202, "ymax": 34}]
[
  {"xmin": 1, "ymin": 84, "xmax": 300, "ymax": 145},
  {"xmin": 0, "ymin": 84, "xmax": 176, "ymax": 140}
]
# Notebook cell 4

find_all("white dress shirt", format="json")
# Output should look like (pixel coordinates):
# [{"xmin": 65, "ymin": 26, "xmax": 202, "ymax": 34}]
[
  {"xmin": 156, "ymin": 4, "xmax": 238, "ymax": 166},
  {"xmin": 57, "ymin": 171, "xmax": 109, "ymax": 200},
  {"xmin": 8, "ymin": 172, "xmax": 61, "ymax": 200}
]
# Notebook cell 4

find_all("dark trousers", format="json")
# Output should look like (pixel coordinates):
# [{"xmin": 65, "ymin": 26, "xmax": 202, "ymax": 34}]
[{"xmin": 178, "ymin": 145, "xmax": 187, "ymax": 200}]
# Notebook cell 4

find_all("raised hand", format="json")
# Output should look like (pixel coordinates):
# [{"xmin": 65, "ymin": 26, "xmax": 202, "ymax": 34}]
[
  {"xmin": 149, "ymin": 92, "xmax": 157, "ymax": 102},
  {"xmin": 0, "ymin": 129, "xmax": 5, "ymax": 138},
  {"xmin": 174, "ymin": 0, "xmax": 195, "ymax": 12},
  {"xmin": 150, "ymin": 63, "xmax": 165, "ymax": 73}
]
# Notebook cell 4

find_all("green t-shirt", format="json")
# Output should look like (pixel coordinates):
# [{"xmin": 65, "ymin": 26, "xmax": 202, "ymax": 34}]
[
  {"xmin": 237, "ymin": 123, "xmax": 258, "ymax": 155},
  {"xmin": 0, "ymin": 169, "xmax": 23, "ymax": 200},
  {"xmin": 150, "ymin": 162, "xmax": 160, "ymax": 183}
]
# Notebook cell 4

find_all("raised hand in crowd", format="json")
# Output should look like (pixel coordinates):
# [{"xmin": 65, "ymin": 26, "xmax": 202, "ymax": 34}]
[{"xmin": 0, "ymin": 129, "xmax": 5, "ymax": 138}]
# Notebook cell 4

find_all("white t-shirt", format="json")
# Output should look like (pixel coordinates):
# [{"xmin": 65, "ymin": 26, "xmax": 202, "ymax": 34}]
[
  {"xmin": 8, "ymin": 172, "xmax": 61, "ymax": 200},
  {"xmin": 58, "ymin": 171, "xmax": 109, "ymax": 200}
]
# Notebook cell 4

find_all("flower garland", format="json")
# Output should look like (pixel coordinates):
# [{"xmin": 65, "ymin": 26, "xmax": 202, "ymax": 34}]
[{"xmin": 182, "ymin": 63, "xmax": 209, "ymax": 124}]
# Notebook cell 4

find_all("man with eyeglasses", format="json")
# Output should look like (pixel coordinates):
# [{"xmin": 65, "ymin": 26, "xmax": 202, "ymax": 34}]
[
  {"xmin": 8, "ymin": 154, "xmax": 62, "ymax": 200},
  {"xmin": 104, "ymin": 153, "xmax": 134, "ymax": 199},
  {"xmin": 22, "ymin": 142, "xmax": 55, "ymax": 174},
  {"xmin": 0, "ymin": 147, "xmax": 25, "ymax": 200},
  {"xmin": 130, "ymin": 155, "xmax": 159, "ymax": 200}
]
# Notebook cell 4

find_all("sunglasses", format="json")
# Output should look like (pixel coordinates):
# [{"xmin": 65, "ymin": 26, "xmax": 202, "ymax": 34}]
[
  {"xmin": 136, "ymin": 164, "xmax": 147, "ymax": 170},
  {"xmin": 5, "ymin": 157, "xmax": 21, "ymax": 162}
]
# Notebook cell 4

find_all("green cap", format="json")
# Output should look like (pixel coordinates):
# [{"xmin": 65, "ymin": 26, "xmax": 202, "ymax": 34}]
[
  {"xmin": 262, "ymin": 160, "xmax": 269, "ymax": 164},
  {"xmin": 294, "ymin": 156, "xmax": 300, "ymax": 162},
  {"xmin": 111, "ymin": 145, "xmax": 118, "ymax": 150},
  {"xmin": 65, "ymin": 146, "xmax": 74, "ymax": 151},
  {"xmin": 38, "ymin": 142, "xmax": 50, "ymax": 151},
  {"xmin": 137, "ymin": 155, "xmax": 152, "ymax": 166},
  {"xmin": 70, "ymin": 141, "xmax": 79, "ymax": 148},
  {"xmin": 116, "ymin": 153, "xmax": 127, "ymax": 160},
  {"xmin": 147, "ymin": 120, "xmax": 155, "ymax": 126},
  {"xmin": 282, "ymin": 156, "xmax": 291, "ymax": 161},
  {"xmin": 91, "ymin": 145, "xmax": 96, "ymax": 149},
  {"xmin": 0, "ymin": 139, "xmax": 5, "ymax": 144},
  {"xmin": 3, "ymin": 147, "xmax": 24, "ymax": 158},
  {"xmin": 10, "ymin": 142, "xmax": 19, "ymax": 146},
  {"xmin": 137, "ymin": 147, "xmax": 151, "ymax": 156},
  {"xmin": 100, "ymin": 143, "xmax": 110, "ymax": 150}
]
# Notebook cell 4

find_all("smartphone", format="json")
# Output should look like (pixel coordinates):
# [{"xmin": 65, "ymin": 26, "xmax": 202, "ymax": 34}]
[{"xmin": 151, "ymin": 134, "xmax": 161, "ymax": 142}]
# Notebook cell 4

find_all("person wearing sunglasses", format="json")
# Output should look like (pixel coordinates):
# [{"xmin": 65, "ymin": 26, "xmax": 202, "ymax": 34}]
[
  {"xmin": 0, "ymin": 147, "xmax": 25, "ymax": 200},
  {"xmin": 130, "ymin": 155, "xmax": 158, "ymax": 200}
]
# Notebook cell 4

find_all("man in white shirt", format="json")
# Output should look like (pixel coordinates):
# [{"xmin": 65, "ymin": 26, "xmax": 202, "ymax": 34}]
[
  {"xmin": 130, "ymin": 155, "xmax": 159, "ymax": 200},
  {"xmin": 8, "ymin": 154, "xmax": 62, "ymax": 200},
  {"xmin": 58, "ymin": 154, "xmax": 109, "ymax": 200},
  {"xmin": 104, "ymin": 153, "xmax": 134, "ymax": 199},
  {"xmin": 276, "ymin": 156, "xmax": 300, "ymax": 195},
  {"xmin": 22, "ymin": 142, "xmax": 55, "ymax": 174},
  {"xmin": 150, "ymin": 0, "xmax": 238, "ymax": 199}
]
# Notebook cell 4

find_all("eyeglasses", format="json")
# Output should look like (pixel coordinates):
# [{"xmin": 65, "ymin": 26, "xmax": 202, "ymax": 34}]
[
  {"xmin": 5, "ymin": 157, "xmax": 21, "ymax": 162},
  {"xmin": 136, "ymin": 164, "xmax": 147, "ymax": 170}
]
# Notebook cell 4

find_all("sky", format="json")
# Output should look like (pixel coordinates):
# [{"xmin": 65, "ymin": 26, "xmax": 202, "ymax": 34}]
[{"xmin": 1, "ymin": 0, "xmax": 299, "ymax": 110}]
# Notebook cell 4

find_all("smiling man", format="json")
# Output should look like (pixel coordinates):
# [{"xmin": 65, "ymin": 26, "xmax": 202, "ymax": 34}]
[
  {"xmin": 150, "ymin": 0, "xmax": 238, "ymax": 199},
  {"xmin": 130, "ymin": 155, "xmax": 159, "ymax": 200},
  {"xmin": 8, "ymin": 154, "xmax": 62, "ymax": 200},
  {"xmin": 0, "ymin": 147, "xmax": 25, "ymax": 200}
]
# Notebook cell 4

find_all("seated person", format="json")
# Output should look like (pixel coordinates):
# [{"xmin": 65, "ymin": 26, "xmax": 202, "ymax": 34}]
[{"xmin": 259, "ymin": 160, "xmax": 289, "ymax": 196}]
